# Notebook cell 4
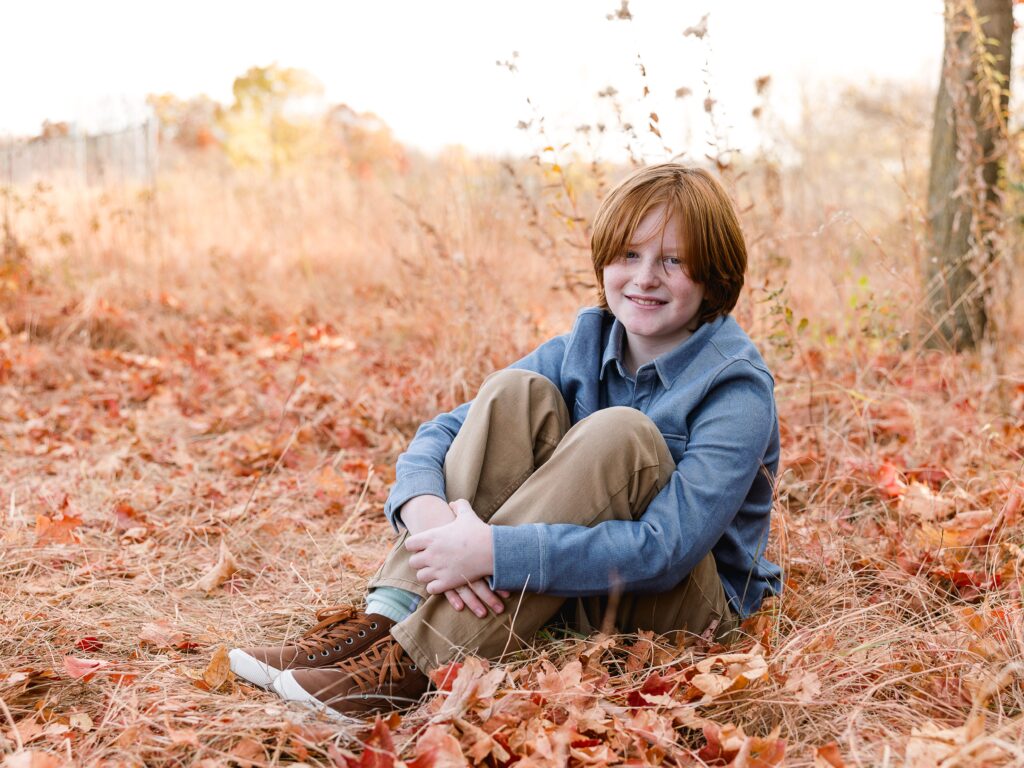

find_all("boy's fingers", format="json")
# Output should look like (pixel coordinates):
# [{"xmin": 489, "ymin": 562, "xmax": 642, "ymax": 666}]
[
  {"xmin": 404, "ymin": 535, "xmax": 426, "ymax": 552},
  {"xmin": 445, "ymin": 591, "xmax": 464, "ymax": 611},
  {"xmin": 467, "ymin": 579, "xmax": 504, "ymax": 614},
  {"xmin": 498, "ymin": 590, "xmax": 511, "ymax": 599},
  {"xmin": 456, "ymin": 586, "xmax": 487, "ymax": 618}
]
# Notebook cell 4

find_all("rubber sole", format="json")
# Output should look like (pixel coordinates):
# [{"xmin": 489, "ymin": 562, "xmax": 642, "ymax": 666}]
[{"xmin": 272, "ymin": 671, "xmax": 361, "ymax": 722}]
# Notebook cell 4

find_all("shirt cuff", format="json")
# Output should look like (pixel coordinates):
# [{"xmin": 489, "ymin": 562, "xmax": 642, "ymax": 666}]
[
  {"xmin": 384, "ymin": 470, "xmax": 446, "ymax": 530},
  {"xmin": 491, "ymin": 524, "xmax": 545, "ymax": 592}
]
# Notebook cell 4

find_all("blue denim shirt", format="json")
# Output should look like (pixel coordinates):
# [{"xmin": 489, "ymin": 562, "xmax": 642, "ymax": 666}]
[{"xmin": 384, "ymin": 308, "xmax": 782, "ymax": 618}]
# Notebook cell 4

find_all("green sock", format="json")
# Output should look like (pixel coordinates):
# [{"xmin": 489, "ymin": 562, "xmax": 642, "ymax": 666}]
[{"xmin": 365, "ymin": 587, "xmax": 421, "ymax": 624}]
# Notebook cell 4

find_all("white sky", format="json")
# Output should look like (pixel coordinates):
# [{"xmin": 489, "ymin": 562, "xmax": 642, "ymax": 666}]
[{"xmin": 0, "ymin": 1, "xmax": 971, "ymax": 157}]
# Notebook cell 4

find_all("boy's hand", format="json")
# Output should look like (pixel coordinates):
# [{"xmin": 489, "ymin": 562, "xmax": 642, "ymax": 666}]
[
  {"xmin": 406, "ymin": 500, "xmax": 507, "ymax": 613},
  {"xmin": 400, "ymin": 496, "xmax": 508, "ymax": 617}
]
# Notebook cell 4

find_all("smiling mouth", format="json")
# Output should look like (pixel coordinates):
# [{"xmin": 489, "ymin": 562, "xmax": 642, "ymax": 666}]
[{"xmin": 627, "ymin": 296, "xmax": 667, "ymax": 307}]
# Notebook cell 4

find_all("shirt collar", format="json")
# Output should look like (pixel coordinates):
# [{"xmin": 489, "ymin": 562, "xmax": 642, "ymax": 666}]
[
  {"xmin": 600, "ymin": 314, "xmax": 726, "ymax": 388},
  {"xmin": 599, "ymin": 318, "xmax": 627, "ymax": 381}
]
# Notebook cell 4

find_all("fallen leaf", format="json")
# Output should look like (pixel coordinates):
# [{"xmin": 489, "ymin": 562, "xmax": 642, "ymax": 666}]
[
  {"xmin": 35, "ymin": 513, "xmax": 82, "ymax": 545},
  {"xmin": 430, "ymin": 662, "xmax": 463, "ymax": 692},
  {"xmin": 688, "ymin": 646, "xmax": 769, "ymax": 703},
  {"xmin": 455, "ymin": 717, "xmax": 510, "ymax": 764},
  {"xmin": 62, "ymin": 656, "xmax": 109, "ymax": 681},
  {"xmin": 41, "ymin": 724, "xmax": 69, "ymax": 740},
  {"xmin": 689, "ymin": 672, "xmax": 734, "ymax": 699},
  {"xmin": 784, "ymin": 669, "xmax": 822, "ymax": 704},
  {"xmin": 877, "ymin": 461, "xmax": 907, "ymax": 498},
  {"xmin": 315, "ymin": 464, "xmax": 349, "ymax": 499},
  {"xmin": 435, "ymin": 657, "xmax": 506, "ymax": 718},
  {"xmin": 94, "ymin": 447, "xmax": 129, "ymax": 477},
  {"xmin": 202, "ymin": 645, "xmax": 232, "ymax": 690},
  {"xmin": 112, "ymin": 501, "xmax": 145, "ymax": 530},
  {"xmin": 905, "ymin": 713, "xmax": 1001, "ymax": 767},
  {"xmin": 997, "ymin": 484, "xmax": 1022, "ymax": 528},
  {"xmin": 229, "ymin": 737, "xmax": 264, "ymax": 767},
  {"xmin": 107, "ymin": 670, "xmax": 137, "ymax": 685},
  {"xmin": 407, "ymin": 724, "xmax": 468, "ymax": 768},
  {"xmin": 68, "ymin": 713, "xmax": 93, "ymax": 732},
  {"xmin": 75, "ymin": 637, "xmax": 103, "ymax": 652},
  {"xmin": 915, "ymin": 507, "xmax": 998, "ymax": 551},
  {"xmin": 899, "ymin": 482, "xmax": 955, "ymax": 520},
  {"xmin": 698, "ymin": 722, "xmax": 786, "ymax": 767},
  {"xmin": 625, "ymin": 707, "xmax": 678, "ymax": 751},
  {"xmin": 352, "ymin": 716, "xmax": 395, "ymax": 768},
  {"xmin": 139, "ymin": 620, "xmax": 196, "ymax": 651},
  {"xmin": 536, "ymin": 658, "xmax": 583, "ymax": 694},
  {"xmin": 814, "ymin": 742, "xmax": 846, "ymax": 767},
  {"xmin": 628, "ymin": 673, "xmax": 675, "ymax": 707},
  {"xmin": 193, "ymin": 541, "xmax": 238, "ymax": 594}
]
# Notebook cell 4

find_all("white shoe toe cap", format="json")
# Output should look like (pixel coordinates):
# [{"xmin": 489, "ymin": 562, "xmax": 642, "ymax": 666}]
[{"xmin": 228, "ymin": 649, "xmax": 281, "ymax": 688}]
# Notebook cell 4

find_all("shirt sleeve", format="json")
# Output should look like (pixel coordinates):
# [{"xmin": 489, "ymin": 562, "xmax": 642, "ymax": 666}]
[
  {"xmin": 382, "ymin": 334, "xmax": 569, "ymax": 530},
  {"xmin": 490, "ymin": 360, "xmax": 776, "ymax": 596}
]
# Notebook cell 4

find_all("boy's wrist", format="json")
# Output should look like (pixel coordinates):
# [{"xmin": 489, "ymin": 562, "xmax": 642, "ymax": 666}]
[{"xmin": 400, "ymin": 494, "xmax": 455, "ymax": 535}]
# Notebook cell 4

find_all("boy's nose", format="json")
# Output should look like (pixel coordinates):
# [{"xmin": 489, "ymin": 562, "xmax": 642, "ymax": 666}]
[{"xmin": 633, "ymin": 261, "xmax": 661, "ymax": 287}]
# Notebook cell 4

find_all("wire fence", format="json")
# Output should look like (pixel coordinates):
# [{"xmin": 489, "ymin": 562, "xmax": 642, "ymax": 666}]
[{"xmin": 1, "ymin": 121, "xmax": 158, "ymax": 187}]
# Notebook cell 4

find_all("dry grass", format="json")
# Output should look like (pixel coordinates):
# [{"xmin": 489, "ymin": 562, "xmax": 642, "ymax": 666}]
[{"xmin": 1, "ymin": 111, "xmax": 1023, "ymax": 767}]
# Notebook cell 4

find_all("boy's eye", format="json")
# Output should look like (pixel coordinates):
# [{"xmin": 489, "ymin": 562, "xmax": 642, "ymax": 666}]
[
  {"xmin": 624, "ymin": 251, "xmax": 639, "ymax": 260},
  {"xmin": 664, "ymin": 257, "xmax": 681, "ymax": 266}
]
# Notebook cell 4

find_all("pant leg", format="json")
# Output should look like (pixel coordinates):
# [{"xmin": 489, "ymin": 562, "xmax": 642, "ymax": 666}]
[
  {"xmin": 577, "ymin": 552, "xmax": 738, "ymax": 643},
  {"xmin": 367, "ymin": 369, "xmax": 571, "ymax": 595},
  {"xmin": 392, "ymin": 399, "xmax": 680, "ymax": 670}
]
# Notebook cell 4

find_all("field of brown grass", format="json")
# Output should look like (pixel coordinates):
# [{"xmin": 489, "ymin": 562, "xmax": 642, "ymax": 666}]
[{"xmin": 2, "ymin": 94, "xmax": 1024, "ymax": 767}]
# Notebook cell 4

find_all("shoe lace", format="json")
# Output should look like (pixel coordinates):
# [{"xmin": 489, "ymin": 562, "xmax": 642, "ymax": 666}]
[
  {"xmin": 337, "ymin": 637, "xmax": 415, "ymax": 692},
  {"xmin": 293, "ymin": 606, "xmax": 380, "ymax": 656}
]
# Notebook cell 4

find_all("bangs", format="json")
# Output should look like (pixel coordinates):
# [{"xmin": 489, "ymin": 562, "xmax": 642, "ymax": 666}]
[{"xmin": 594, "ymin": 187, "xmax": 694, "ymax": 271}]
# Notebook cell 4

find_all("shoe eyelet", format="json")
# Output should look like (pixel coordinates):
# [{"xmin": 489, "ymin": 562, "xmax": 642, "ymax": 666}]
[
  {"xmin": 346, "ymin": 637, "xmax": 354, "ymax": 644},
  {"xmin": 333, "ymin": 645, "xmax": 342, "ymax": 651},
  {"xmin": 370, "ymin": 622, "xmax": 378, "ymax": 630},
  {"xmin": 410, "ymin": 664, "xmax": 417, "ymax": 671},
  {"xmin": 321, "ymin": 649, "xmax": 330, "ymax": 657},
  {"xmin": 307, "ymin": 654, "xmax": 315, "ymax": 661},
  {"xmin": 358, "ymin": 630, "xmax": 366, "ymax": 637}
]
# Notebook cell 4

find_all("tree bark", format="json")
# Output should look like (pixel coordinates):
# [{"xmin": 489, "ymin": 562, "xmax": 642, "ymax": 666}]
[{"xmin": 924, "ymin": 0, "xmax": 1012, "ymax": 350}]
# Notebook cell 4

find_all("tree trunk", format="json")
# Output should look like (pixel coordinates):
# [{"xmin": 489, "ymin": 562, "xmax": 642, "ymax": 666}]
[{"xmin": 924, "ymin": 0, "xmax": 1012, "ymax": 350}]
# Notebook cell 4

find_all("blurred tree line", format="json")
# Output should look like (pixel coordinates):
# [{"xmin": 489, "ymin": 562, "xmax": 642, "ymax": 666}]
[{"xmin": 146, "ymin": 63, "xmax": 408, "ymax": 178}]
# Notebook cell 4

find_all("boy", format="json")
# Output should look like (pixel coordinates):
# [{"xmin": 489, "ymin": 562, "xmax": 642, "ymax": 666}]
[{"xmin": 230, "ymin": 163, "xmax": 781, "ymax": 718}]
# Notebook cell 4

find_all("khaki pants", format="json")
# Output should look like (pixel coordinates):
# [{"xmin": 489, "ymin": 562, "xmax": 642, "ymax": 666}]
[{"xmin": 369, "ymin": 369, "xmax": 736, "ymax": 671}]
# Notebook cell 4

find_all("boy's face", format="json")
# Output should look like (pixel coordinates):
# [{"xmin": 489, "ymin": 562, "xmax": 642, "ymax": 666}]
[{"xmin": 603, "ymin": 204, "xmax": 705, "ymax": 363}]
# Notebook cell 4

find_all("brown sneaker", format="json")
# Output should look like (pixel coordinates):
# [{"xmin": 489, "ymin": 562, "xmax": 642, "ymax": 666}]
[
  {"xmin": 229, "ymin": 606, "xmax": 394, "ymax": 688},
  {"xmin": 272, "ymin": 635, "xmax": 429, "ymax": 718}
]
